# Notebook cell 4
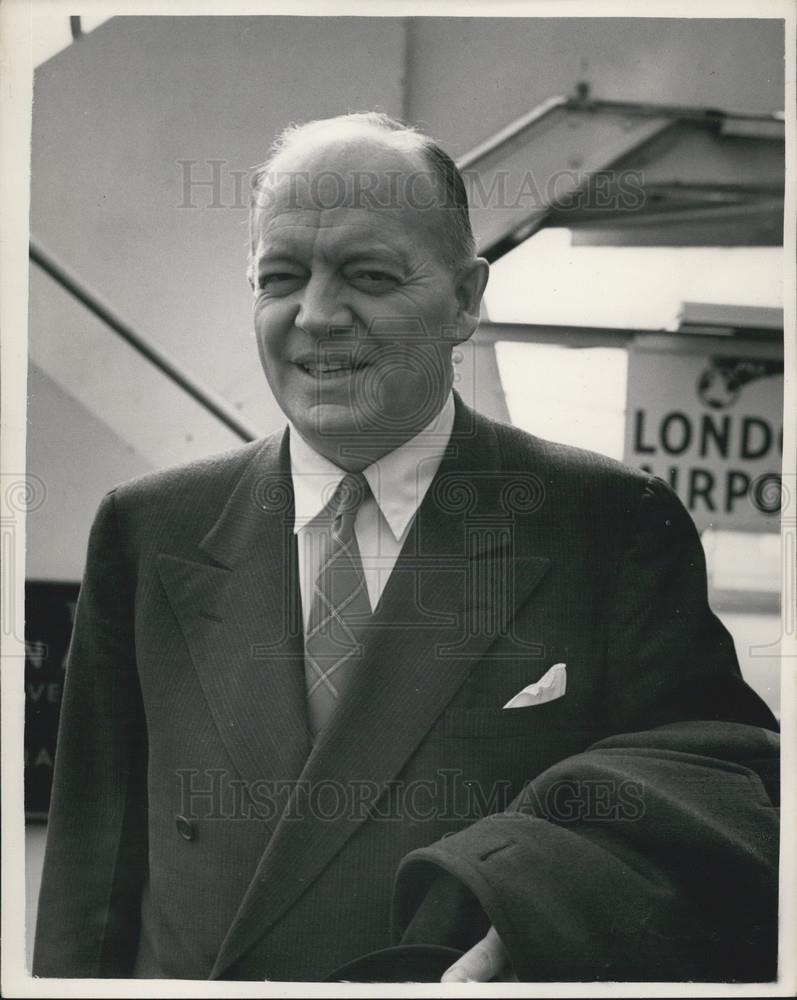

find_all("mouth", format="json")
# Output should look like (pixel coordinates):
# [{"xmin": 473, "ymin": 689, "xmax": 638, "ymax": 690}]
[{"xmin": 296, "ymin": 360, "xmax": 369, "ymax": 380}]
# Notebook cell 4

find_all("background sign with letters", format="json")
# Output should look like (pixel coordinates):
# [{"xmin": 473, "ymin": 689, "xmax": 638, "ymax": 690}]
[
  {"xmin": 624, "ymin": 335, "xmax": 783, "ymax": 533},
  {"xmin": 24, "ymin": 581, "xmax": 80, "ymax": 818}
]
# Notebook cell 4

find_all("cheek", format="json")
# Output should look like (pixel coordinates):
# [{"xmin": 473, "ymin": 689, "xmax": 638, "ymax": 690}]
[
  {"xmin": 254, "ymin": 302, "xmax": 290, "ymax": 352},
  {"xmin": 357, "ymin": 297, "xmax": 452, "ymax": 344},
  {"xmin": 402, "ymin": 292, "xmax": 456, "ymax": 339},
  {"xmin": 253, "ymin": 308, "xmax": 292, "ymax": 388}
]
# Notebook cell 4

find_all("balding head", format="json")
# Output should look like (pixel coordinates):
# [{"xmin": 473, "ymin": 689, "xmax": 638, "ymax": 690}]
[{"xmin": 248, "ymin": 112, "xmax": 476, "ymax": 278}]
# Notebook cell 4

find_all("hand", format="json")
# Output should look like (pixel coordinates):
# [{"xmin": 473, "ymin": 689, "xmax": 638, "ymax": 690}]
[{"xmin": 440, "ymin": 926, "xmax": 518, "ymax": 982}]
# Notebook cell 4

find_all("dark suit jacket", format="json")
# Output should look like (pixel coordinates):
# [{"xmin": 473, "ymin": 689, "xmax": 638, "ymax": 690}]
[{"xmin": 33, "ymin": 396, "xmax": 779, "ymax": 981}]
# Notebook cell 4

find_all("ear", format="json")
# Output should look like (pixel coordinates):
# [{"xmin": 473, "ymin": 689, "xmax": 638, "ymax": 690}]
[{"xmin": 453, "ymin": 257, "xmax": 490, "ymax": 342}]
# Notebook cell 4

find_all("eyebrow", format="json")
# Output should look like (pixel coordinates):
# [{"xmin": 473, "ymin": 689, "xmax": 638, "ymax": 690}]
[
  {"xmin": 255, "ymin": 234, "xmax": 412, "ymax": 272},
  {"xmin": 343, "ymin": 248, "xmax": 411, "ymax": 271}
]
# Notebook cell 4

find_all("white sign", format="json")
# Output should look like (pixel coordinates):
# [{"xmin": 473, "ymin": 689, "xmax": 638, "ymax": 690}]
[{"xmin": 624, "ymin": 336, "xmax": 783, "ymax": 532}]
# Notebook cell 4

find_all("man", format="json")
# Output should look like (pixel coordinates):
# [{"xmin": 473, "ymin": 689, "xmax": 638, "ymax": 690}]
[{"xmin": 34, "ymin": 112, "xmax": 779, "ymax": 983}]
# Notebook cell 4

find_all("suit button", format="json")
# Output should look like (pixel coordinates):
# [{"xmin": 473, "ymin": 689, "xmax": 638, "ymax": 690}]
[{"xmin": 176, "ymin": 815, "xmax": 195, "ymax": 841}]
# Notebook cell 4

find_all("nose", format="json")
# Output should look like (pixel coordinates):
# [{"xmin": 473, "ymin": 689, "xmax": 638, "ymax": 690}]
[{"xmin": 295, "ymin": 271, "xmax": 351, "ymax": 338}]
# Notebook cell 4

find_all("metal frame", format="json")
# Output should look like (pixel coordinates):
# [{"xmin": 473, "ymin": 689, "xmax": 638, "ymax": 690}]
[
  {"xmin": 458, "ymin": 91, "xmax": 785, "ymax": 261},
  {"xmin": 29, "ymin": 238, "xmax": 260, "ymax": 443}
]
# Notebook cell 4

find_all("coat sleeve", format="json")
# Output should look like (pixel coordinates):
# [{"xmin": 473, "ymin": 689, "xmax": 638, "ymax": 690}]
[
  {"xmin": 393, "ymin": 476, "xmax": 780, "ymax": 982},
  {"xmin": 33, "ymin": 490, "xmax": 148, "ymax": 978}
]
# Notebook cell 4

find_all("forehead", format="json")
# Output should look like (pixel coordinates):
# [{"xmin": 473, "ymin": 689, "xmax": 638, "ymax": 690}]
[
  {"xmin": 253, "ymin": 205, "xmax": 427, "ymax": 267},
  {"xmin": 251, "ymin": 133, "xmax": 449, "ymax": 263}
]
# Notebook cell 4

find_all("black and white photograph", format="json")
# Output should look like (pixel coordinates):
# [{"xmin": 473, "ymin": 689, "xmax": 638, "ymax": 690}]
[{"xmin": 1, "ymin": 1, "xmax": 794, "ymax": 994}]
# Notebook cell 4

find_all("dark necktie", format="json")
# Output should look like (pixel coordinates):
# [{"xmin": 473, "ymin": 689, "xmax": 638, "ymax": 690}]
[{"xmin": 304, "ymin": 472, "xmax": 372, "ymax": 738}]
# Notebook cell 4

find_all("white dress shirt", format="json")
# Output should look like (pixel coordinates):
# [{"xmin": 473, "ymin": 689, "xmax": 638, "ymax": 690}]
[{"xmin": 289, "ymin": 393, "xmax": 456, "ymax": 626}]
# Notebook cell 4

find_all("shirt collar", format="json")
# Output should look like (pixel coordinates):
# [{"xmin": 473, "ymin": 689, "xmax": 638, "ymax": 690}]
[{"xmin": 288, "ymin": 392, "xmax": 455, "ymax": 541}]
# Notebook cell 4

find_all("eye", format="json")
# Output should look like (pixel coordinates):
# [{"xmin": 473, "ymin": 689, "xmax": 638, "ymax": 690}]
[
  {"xmin": 257, "ymin": 272, "xmax": 303, "ymax": 294},
  {"xmin": 348, "ymin": 269, "xmax": 399, "ymax": 293}
]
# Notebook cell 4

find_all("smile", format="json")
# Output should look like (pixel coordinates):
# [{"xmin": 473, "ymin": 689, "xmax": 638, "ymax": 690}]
[{"xmin": 299, "ymin": 362, "xmax": 367, "ymax": 379}]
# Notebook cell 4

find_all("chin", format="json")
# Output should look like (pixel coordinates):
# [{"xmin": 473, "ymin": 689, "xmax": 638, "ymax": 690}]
[{"xmin": 295, "ymin": 403, "xmax": 363, "ymax": 445}]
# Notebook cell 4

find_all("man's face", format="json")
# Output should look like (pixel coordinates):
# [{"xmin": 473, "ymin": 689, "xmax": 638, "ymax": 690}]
[{"xmin": 250, "ymin": 135, "xmax": 485, "ymax": 467}]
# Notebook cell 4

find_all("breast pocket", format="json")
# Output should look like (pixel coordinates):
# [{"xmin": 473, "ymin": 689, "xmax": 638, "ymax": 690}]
[{"xmin": 442, "ymin": 696, "xmax": 570, "ymax": 739}]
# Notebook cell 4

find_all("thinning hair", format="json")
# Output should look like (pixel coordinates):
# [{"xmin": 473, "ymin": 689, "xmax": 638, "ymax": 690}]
[{"xmin": 249, "ymin": 111, "xmax": 476, "ymax": 272}]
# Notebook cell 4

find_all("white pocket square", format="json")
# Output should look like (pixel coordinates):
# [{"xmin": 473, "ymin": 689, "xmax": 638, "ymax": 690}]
[{"xmin": 503, "ymin": 662, "xmax": 567, "ymax": 709}]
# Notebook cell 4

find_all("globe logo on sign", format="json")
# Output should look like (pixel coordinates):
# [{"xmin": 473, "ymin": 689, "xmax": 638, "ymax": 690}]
[
  {"xmin": 697, "ymin": 366, "xmax": 739, "ymax": 409},
  {"xmin": 696, "ymin": 357, "xmax": 783, "ymax": 410}
]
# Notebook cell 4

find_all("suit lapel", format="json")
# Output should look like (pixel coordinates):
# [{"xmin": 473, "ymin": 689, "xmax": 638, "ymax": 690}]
[
  {"xmin": 210, "ymin": 399, "xmax": 551, "ymax": 978},
  {"xmin": 157, "ymin": 430, "xmax": 311, "ymax": 825}
]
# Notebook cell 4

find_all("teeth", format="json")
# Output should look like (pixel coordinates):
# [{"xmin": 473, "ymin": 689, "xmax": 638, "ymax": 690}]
[{"xmin": 302, "ymin": 363, "xmax": 356, "ymax": 376}]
